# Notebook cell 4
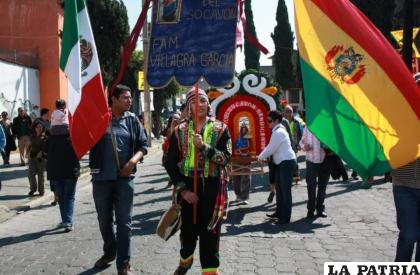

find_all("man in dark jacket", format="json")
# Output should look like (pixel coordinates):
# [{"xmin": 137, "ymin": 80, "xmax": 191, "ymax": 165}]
[
  {"xmin": 90, "ymin": 84, "xmax": 147, "ymax": 275},
  {"xmin": 12, "ymin": 107, "xmax": 32, "ymax": 165}
]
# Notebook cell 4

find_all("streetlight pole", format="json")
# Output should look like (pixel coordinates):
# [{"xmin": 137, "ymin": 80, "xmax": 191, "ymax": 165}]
[{"xmin": 142, "ymin": 0, "xmax": 152, "ymax": 146}]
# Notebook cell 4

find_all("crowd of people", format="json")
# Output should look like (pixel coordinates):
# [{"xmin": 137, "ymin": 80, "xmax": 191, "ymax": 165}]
[
  {"xmin": 0, "ymin": 100, "xmax": 80, "ymax": 232},
  {"xmin": 0, "ymin": 81, "xmax": 418, "ymax": 274},
  {"xmin": 0, "ymin": 85, "xmax": 149, "ymax": 275},
  {"xmin": 158, "ymin": 89, "xmax": 418, "ymax": 272}
]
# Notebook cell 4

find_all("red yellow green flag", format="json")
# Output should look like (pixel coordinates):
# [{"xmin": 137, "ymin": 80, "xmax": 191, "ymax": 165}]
[{"xmin": 295, "ymin": 0, "xmax": 420, "ymax": 178}]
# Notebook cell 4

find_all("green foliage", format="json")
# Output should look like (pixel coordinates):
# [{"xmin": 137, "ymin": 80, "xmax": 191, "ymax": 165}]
[
  {"xmin": 244, "ymin": 0, "xmax": 260, "ymax": 70},
  {"xmin": 121, "ymin": 50, "xmax": 144, "ymax": 92},
  {"xmin": 153, "ymin": 81, "xmax": 181, "ymax": 105},
  {"xmin": 271, "ymin": 0, "xmax": 295, "ymax": 89},
  {"xmin": 152, "ymin": 81, "xmax": 182, "ymax": 137},
  {"xmin": 351, "ymin": 0, "xmax": 396, "ymax": 45},
  {"xmin": 86, "ymin": 0, "xmax": 130, "ymax": 85}
]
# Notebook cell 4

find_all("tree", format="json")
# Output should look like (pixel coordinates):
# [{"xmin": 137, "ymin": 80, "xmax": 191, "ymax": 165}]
[
  {"xmin": 121, "ymin": 50, "xmax": 144, "ymax": 92},
  {"xmin": 402, "ymin": 0, "xmax": 414, "ymax": 70},
  {"xmin": 121, "ymin": 50, "xmax": 144, "ymax": 114},
  {"xmin": 351, "ymin": 0, "xmax": 396, "ymax": 45},
  {"xmin": 271, "ymin": 0, "xmax": 294, "ymax": 90},
  {"xmin": 86, "ymin": 0, "xmax": 130, "ymax": 86},
  {"xmin": 152, "ymin": 81, "xmax": 181, "ymax": 138},
  {"xmin": 244, "ymin": 0, "xmax": 260, "ymax": 70}
]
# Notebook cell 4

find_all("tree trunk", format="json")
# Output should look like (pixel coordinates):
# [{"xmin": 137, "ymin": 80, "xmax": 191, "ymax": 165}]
[
  {"xmin": 172, "ymin": 96, "xmax": 177, "ymax": 112},
  {"xmin": 402, "ymin": 0, "xmax": 414, "ymax": 70},
  {"xmin": 152, "ymin": 91, "xmax": 166, "ymax": 139},
  {"xmin": 152, "ymin": 109, "xmax": 162, "ymax": 139}
]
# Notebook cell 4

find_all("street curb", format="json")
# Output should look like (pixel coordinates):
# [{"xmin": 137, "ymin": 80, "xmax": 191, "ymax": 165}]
[
  {"xmin": 17, "ymin": 167, "xmax": 91, "ymax": 212},
  {"xmin": 11, "ymin": 142, "xmax": 161, "ymax": 214}
]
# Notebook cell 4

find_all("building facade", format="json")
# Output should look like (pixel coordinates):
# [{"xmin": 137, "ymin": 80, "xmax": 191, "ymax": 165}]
[{"xmin": 0, "ymin": 0, "xmax": 67, "ymax": 113}]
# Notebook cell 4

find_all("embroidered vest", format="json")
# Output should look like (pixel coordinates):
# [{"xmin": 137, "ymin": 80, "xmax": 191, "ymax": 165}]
[{"xmin": 176, "ymin": 119, "xmax": 225, "ymax": 178}]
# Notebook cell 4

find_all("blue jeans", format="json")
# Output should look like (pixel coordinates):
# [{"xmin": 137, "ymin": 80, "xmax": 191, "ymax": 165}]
[
  {"xmin": 52, "ymin": 179, "xmax": 77, "ymax": 226},
  {"xmin": 393, "ymin": 186, "xmax": 420, "ymax": 262},
  {"xmin": 274, "ymin": 159, "xmax": 296, "ymax": 223},
  {"xmin": 93, "ymin": 179, "xmax": 134, "ymax": 268}
]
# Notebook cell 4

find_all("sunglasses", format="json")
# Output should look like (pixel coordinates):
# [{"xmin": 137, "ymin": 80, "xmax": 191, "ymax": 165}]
[{"xmin": 267, "ymin": 118, "xmax": 273, "ymax": 123}]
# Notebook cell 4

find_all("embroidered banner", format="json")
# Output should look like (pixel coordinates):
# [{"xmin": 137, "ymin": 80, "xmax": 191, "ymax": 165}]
[{"xmin": 147, "ymin": 0, "xmax": 237, "ymax": 88}]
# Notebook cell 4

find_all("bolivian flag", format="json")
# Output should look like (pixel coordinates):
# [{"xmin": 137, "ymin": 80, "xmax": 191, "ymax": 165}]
[{"xmin": 295, "ymin": 0, "xmax": 420, "ymax": 178}]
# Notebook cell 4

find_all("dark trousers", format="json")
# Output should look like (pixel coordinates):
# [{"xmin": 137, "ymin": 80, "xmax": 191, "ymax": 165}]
[
  {"xmin": 179, "ymin": 177, "xmax": 221, "ymax": 271},
  {"xmin": 92, "ymin": 179, "xmax": 134, "ymax": 269},
  {"xmin": 28, "ymin": 158, "xmax": 45, "ymax": 194},
  {"xmin": 393, "ymin": 186, "xmax": 420, "ymax": 262},
  {"xmin": 232, "ymin": 175, "xmax": 250, "ymax": 201},
  {"xmin": 306, "ymin": 161, "xmax": 330, "ymax": 213},
  {"xmin": 1, "ymin": 150, "xmax": 10, "ymax": 164},
  {"xmin": 274, "ymin": 159, "xmax": 296, "ymax": 223}
]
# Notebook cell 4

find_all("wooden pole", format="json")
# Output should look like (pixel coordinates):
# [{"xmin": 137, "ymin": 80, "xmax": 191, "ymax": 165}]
[
  {"xmin": 142, "ymin": 0, "xmax": 152, "ymax": 146},
  {"xmin": 193, "ymin": 83, "xmax": 199, "ymax": 224}
]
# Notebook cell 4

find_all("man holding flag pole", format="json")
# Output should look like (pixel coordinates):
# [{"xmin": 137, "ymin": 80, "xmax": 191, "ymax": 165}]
[
  {"xmin": 60, "ymin": 1, "xmax": 148, "ymax": 274},
  {"xmin": 59, "ymin": 0, "xmax": 266, "ymax": 273}
]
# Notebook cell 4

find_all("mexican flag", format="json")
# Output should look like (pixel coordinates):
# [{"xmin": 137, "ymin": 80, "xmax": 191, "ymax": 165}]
[
  {"xmin": 60, "ymin": 0, "xmax": 110, "ymax": 159},
  {"xmin": 295, "ymin": 0, "xmax": 420, "ymax": 178}
]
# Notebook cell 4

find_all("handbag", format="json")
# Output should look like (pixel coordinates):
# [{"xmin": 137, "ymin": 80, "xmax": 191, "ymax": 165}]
[{"xmin": 156, "ymin": 200, "xmax": 182, "ymax": 241}]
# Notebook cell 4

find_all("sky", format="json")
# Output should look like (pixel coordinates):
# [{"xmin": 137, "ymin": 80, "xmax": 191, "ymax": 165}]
[{"xmin": 121, "ymin": 0, "xmax": 296, "ymax": 71}]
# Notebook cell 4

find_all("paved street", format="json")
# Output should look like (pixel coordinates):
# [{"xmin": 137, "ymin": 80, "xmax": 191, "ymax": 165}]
[
  {"xmin": 0, "ymin": 154, "xmax": 89, "ymax": 222},
  {"xmin": 0, "ymin": 151, "xmax": 399, "ymax": 274}
]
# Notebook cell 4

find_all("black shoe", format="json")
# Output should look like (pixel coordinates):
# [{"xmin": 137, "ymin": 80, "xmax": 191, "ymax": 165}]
[
  {"xmin": 266, "ymin": 213, "xmax": 279, "ymax": 219},
  {"xmin": 51, "ymin": 201, "xmax": 57, "ymax": 206},
  {"xmin": 267, "ymin": 191, "xmax": 275, "ymax": 203},
  {"xmin": 94, "ymin": 255, "xmax": 116, "ymax": 269},
  {"xmin": 306, "ymin": 211, "xmax": 315, "ymax": 218},
  {"xmin": 317, "ymin": 211, "xmax": 327, "ymax": 218},
  {"xmin": 275, "ymin": 219, "xmax": 290, "ymax": 225},
  {"xmin": 173, "ymin": 266, "xmax": 189, "ymax": 275},
  {"xmin": 118, "ymin": 261, "xmax": 133, "ymax": 275},
  {"xmin": 28, "ymin": 191, "xmax": 35, "ymax": 196}
]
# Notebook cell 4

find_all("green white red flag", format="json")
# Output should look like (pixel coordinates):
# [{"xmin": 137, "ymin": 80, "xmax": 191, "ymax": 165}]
[{"xmin": 60, "ymin": 0, "xmax": 110, "ymax": 159}]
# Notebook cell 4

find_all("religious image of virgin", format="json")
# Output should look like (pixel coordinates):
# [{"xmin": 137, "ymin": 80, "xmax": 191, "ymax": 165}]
[{"xmin": 159, "ymin": 0, "xmax": 179, "ymax": 23}]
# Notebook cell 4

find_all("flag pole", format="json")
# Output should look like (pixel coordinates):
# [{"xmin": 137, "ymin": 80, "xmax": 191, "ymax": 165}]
[
  {"xmin": 142, "ymin": 0, "xmax": 152, "ymax": 147},
  {"xmin": 193, "ymin": 82, "xmax": 199, "ymax": 224}
]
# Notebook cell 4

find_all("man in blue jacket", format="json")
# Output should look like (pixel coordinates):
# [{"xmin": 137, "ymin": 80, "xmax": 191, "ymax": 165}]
[{"xmin": 90, "ymin": 84, "xmax": 148, "ymax": 275}]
